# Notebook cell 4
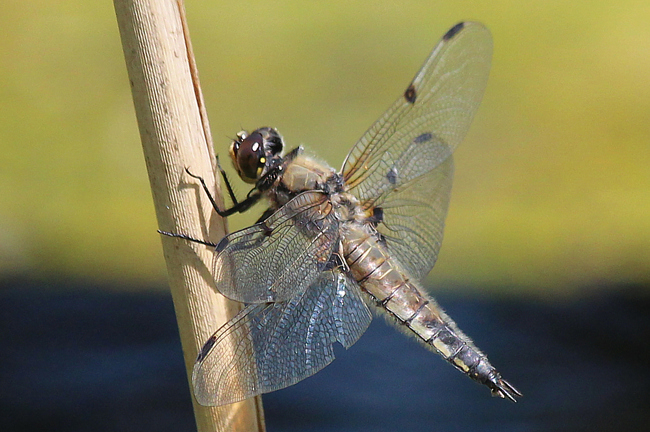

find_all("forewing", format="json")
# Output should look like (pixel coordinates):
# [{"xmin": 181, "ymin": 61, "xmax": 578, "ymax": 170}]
[
  {"xmin": 213, "ymin": 191, "xmax": 339, "ymax": 303},
  {"xmin": 192, "ymin": 270, "xmax": 372, "ymax": 406},
  {"xmin": 341, "ymin": 22, "xmax": 492, "ymax": 279}
]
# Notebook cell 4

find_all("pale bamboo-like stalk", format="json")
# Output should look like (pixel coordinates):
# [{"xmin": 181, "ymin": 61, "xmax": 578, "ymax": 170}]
[{"xmin": 114, "ymin": 0, "xmax": 265, "ymax": 430}]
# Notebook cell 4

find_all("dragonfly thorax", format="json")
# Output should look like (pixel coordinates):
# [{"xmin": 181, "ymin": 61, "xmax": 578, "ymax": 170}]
[{"xmin": 270, "ymin": 152, "xmax": 340, "ymax": 207}]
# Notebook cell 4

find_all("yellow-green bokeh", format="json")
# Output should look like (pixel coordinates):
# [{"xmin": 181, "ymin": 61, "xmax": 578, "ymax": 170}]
[{"xmin": 1, "ymin": 1, "xmax": 648, "ymax": 295}]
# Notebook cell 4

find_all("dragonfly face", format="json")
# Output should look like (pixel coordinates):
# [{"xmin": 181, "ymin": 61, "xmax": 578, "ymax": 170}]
[
  {"xmin": 166, "ymin": 21, "xmax": 521, "ymax": 406},
  {"xmin": 228, "ymin": 127, "xmax": 284, "ymax": 184}
]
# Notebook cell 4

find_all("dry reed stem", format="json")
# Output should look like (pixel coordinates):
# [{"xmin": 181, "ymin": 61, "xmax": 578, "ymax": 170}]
[{"xmin": 114, "ymin": 0, "xmax": 265, "ymax": 430}]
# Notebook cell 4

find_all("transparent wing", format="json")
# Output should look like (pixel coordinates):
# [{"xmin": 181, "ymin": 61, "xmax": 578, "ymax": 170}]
[
  {"xmin": 374, "ymin": 153, "xmax": 454, "ymax": 280},
  {"xmin": 341, "ymin": 22, "xmax": 492, "ymax": 280},
  {"xmin": 213, "ymin": 191, "xmax": 340, "ymax": 303},
  {"xmin": 192, "ymin": 270, "xmax": 373, "ymax": 406}
]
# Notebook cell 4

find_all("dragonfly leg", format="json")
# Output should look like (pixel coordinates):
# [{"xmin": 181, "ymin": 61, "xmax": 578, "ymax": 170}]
[
  {"xmin": 215, "ymin": 155, "xmax": 240, "ymax": 207},
  {"xmin": 157, "ymin": 230, "xmax": 218, "ymax": 247},
  {"xmin": 185, "ymin": 167, "xmax": 262, "ymax": 217}
]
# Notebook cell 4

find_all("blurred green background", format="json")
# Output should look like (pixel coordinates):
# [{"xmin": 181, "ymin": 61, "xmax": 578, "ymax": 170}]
[{"xmin": 1, "ymin": 0, "xmax": 648, "ymax": 295}]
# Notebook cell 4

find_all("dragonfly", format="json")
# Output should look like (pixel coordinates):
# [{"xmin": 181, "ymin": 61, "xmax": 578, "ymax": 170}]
[{"xmin": 161, "ymin": 21, "xmax": 521, "ymax": 406}]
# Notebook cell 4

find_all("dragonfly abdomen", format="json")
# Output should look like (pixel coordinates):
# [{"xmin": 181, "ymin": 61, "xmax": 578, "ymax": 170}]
[{"xmin": 342, "ymin": 223, "xmax": 521, "ymax": 401}]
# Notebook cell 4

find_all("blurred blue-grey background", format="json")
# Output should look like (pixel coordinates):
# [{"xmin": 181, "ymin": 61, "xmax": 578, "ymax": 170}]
[{"xmin": 1, "ymin": 1, "xmax": 649, "ymax": 431}]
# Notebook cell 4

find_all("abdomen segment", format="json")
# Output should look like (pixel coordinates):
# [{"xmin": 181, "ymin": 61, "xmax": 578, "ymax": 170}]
[{"xmin": 343, "ymin": 224, "xmax": 521, "ymax": 401}]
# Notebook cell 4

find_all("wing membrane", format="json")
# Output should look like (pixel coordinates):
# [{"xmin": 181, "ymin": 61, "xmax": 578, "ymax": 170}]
[
  {"xmin": 192, "ymin": 270, "xmax": 372, "ymax": 406},
  {"xmin": 214, "ymin": 191, "xmax": 340, "ymax": 303},
  {"xmin": 341, "ymin": 22, "xmax": 492, "ymax": 279},
  {"xmin": 375, "ymin": 153, "xmax": 454, "ymax": 280}
]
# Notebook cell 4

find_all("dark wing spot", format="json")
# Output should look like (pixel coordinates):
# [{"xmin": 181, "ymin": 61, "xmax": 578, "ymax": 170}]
[
  {"xmin": 367, "ymin": 207, "xmax": 384, "ymax": 232},
  {"xmin": 387, "ymin": 167, "xmax": 398, "ymax": 185},
  {"xmin": 325, "ymin": 247, "xmax": 345, "ymax": 271},
  {"xmin": 215, "ymin": 236, "xmax": 229, "ymax": 253},
  {"xmin": 443, "ymin": 22, "xmax": 465, "ymax": 41},
  {"xmin": 413, "ymin": 132, "xmax": 433, "ymax": 144},
  {"xmin": 196, "ymin": 334, "xmax": 217, "ymax": 363},
  {"xmin": 372, "ymin": 207, "xmax": 384, "ymax": 223},
  {"xmin": 261, "ymin": 221, "xmax": 273, "ymax": 236},
  {"xmin": 404, "ymin": 84, "xmax": 417, "ymax": 104}
]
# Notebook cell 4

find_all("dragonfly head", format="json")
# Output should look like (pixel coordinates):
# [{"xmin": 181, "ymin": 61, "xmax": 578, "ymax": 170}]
[{"xmin": 229, "ymin": 127, "xmax": 285, "ymax": 184}]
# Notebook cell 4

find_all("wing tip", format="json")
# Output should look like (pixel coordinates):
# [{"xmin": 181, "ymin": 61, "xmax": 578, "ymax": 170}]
[{"xmin": 443, "ymin": 22, "xmax": 466, "ymax": 41}]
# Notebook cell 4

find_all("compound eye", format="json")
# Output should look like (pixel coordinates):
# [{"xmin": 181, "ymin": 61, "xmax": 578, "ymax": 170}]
[{"xmin": 234, "ymin": 131, "xmax": 264, "ymax": 182}]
